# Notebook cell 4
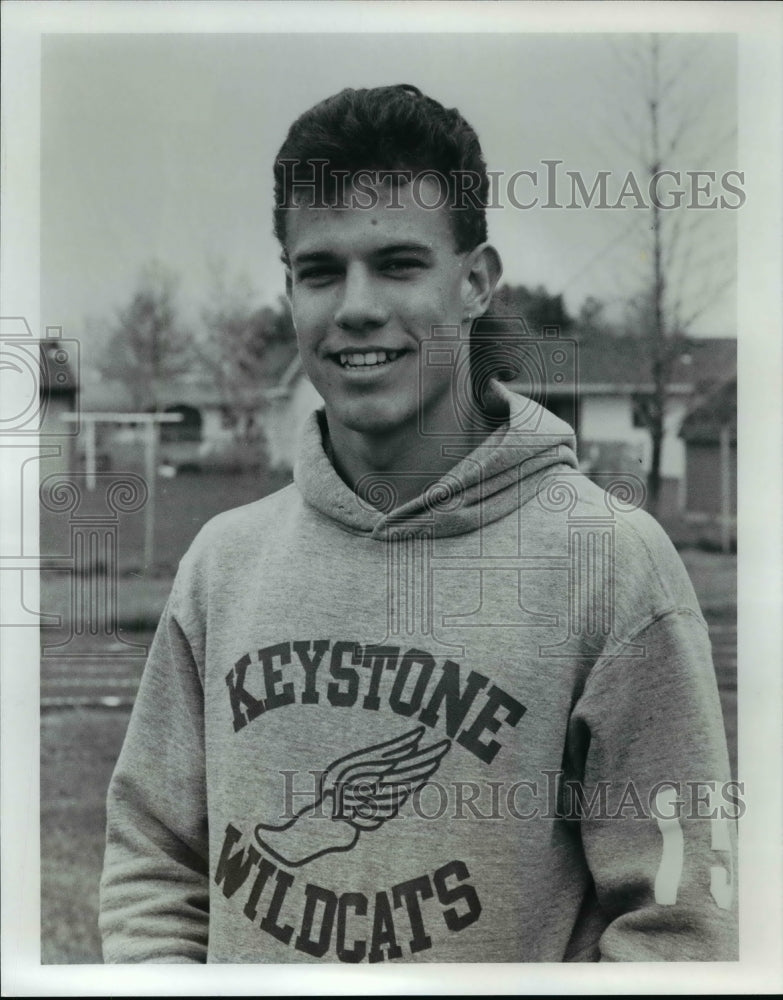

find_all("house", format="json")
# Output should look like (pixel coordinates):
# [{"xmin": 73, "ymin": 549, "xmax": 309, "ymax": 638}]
[
  {"xmin": 260, "ymin": 354, "xmax": 323, "ymax": 471},
  {"xmin": 678, "ymin": 375, "xmax": 736, "ymax": 549},
  {"xmin": 260, "ymin": 334, "xmax": 737, "ymax": 520},
  {"xmin": 39, "ymin": 338, "xmax": 78, "ymax": 476},
  {"xmin": 76, "ymin": 370, "xmax": 263, "ymax": 472},
  {"xmin": 502, "ymin": 334, "xmax": 737, "ymax": 516},
  {"xmin": 76, "ymin": 339, "xmax": 307, "ymax": 473},
  {"xmin": 75, "ymin": 332, "xmax": 736, "ymax": 506}
]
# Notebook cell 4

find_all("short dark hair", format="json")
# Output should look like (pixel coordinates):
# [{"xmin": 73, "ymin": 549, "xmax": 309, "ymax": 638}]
[{"xmin": 273, "ymin": 84, "xmax": 489, "ymax": 254}]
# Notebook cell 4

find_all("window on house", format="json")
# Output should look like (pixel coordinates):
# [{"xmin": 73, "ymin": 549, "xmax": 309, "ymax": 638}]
[
  {"xmin": 631, "ymin": 393, "xmax": 653, "ymax": 429},
  {"xmin": 160, "ymin": 405, "xmax": 202, "ymax": 443},
  {"xmin": 543, "ymin": 393, "xmax": 580, "ymax": 436}
]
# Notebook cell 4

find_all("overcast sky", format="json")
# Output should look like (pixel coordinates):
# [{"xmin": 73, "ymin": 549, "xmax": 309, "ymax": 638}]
[{"xmin": 41, "ymin": 31, "xmax": 739, "ymax": 353}]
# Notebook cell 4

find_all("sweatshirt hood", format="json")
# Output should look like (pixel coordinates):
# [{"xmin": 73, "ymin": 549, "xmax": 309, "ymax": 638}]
[{"xmin": 293, "ymin": 380, "xmax": 578, "ymax": 540}]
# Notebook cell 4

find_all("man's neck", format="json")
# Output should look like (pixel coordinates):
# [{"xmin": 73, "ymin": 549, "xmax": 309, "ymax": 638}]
[{"xmin": 324, "ymin": 413, "xmax": 494, "ymax": 509}]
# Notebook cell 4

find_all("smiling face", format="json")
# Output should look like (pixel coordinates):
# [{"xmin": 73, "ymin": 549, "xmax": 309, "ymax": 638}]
[{"xmin": 285, "ymin": 180, "xmax": 497, "ymax": 453}]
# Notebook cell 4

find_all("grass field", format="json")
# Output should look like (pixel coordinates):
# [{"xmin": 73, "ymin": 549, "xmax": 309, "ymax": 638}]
[
  {"xmin": 37, "ymin": 542, "xmax": 739, "ymax": 650},
  {"xmin": 41, "ymin": 709, "xmax": 131, "ymax": 964},
  {"xmin": 40, "ymin": 467, "xmax": 293, "ymax": 575},
  {"xmin": 37, "ymin": 467, "xmax": 739, "ymax": 965}
]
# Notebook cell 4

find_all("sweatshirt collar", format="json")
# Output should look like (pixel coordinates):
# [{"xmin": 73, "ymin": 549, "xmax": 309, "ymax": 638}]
[{"xmin": 293, "ymin": 380, "xmax": 578, "ymax": 539}]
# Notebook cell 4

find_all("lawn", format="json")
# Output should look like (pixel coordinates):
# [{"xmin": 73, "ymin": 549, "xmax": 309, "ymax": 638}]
[
  {"xmin": 38, "ymin": 467, "xmax": 293, "ymax": 644},
  {"xmin": 41, "ymin": 708, "xmax": 132, "ymax": 964},
  {"xmin": 40, "ymin": 466, "xmax": 293, "ymax": 575},
  {"xmin": 37, "ymin": 537, "xmax": 738, "ymax": 660},
  {"xmin": 38, "ymin": 467, "xmax": 739, "ymax": 965},
  {"xmin": 39, "ymin": 468, "xmax": 293, "ymax": 962}
]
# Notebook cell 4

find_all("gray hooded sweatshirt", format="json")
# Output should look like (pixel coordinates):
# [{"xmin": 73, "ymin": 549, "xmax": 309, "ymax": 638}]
[{"xmin": 100, "ymin": 383, "xmax": 738, "ymax": 963}]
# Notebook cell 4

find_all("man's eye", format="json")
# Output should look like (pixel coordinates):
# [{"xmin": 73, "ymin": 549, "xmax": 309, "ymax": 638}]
[
  {"xmin": 297, "ymin": 267, "xmax": 340, "ymax": 286},
  {"xmin": 382, "ymin": 259, "xmax": 425, "ymax": 276}
]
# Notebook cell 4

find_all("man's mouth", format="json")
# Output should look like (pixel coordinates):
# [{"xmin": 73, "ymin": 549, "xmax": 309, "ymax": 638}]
[{"xmin": 334, "ymin": 349, "xmax": 404, "ymax": 369}]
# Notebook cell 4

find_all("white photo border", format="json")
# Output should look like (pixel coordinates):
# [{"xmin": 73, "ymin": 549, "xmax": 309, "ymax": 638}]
[{"xmin": 1, "ymin": 1, "xmax": 781, "ymax": 995}]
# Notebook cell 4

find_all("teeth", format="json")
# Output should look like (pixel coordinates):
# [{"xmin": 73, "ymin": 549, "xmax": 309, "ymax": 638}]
[{"xmin": 338, "ymin": 350, "xmax": 399, "ymax": 368}]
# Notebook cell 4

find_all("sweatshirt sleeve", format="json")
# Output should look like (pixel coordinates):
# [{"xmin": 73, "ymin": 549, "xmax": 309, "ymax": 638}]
[
  {"xmin": 566, "ymin": 608, "xmax": 739, "ymax": 961},
  {"xmin": 99, "ymin": 580, "xmax": 209, "ymax": 963}
]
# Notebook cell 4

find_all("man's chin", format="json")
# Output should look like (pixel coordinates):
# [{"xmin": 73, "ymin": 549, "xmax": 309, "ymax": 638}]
[
  {"xmin": 344, "ymin": 414, "xmax": 416, "ymax": 440},
  {"xmin": 327, "ymin": 404, "xmax": 419, "ymax": 441}
]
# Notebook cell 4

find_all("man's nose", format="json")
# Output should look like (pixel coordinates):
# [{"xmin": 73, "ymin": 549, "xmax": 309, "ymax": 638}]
[{"xmin": 334, "ymin": 266, "xmax": 388, "ymax": 331}]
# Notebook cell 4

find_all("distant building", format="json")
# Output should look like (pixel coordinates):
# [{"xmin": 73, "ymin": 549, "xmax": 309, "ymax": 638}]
[
  {"xmin": 39, "ymin": 339, "xmax": 78, "ymax": 476},
  {"xmin": 77, "ymin": 342, "xmax": 307, "ymax": 473},
  {"xmin": 504, "ymin": 335, "xmax": 737, "ymax": 516},
  {"xmin": 260, "ymin": 354, "xmax": 323, "ymax": 471},
  {"xmin": 679, "ymin": 376, "xmax": 736, "ymax": 545},
  {"xmin": 77, "ymin": 335, "xmax": 736, "ymax": 502},
  {"xmin": 77, "ymin": 371, "xmax": 260, "ymax": 471},
  {"xmin": 257, "ymin": 336, "xmax": 737, "ymax": 502}
]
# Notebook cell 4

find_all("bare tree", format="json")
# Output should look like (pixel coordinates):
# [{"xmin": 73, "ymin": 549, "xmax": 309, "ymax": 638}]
[
  {"xmin": 600, "ymin": 34, "xmax": 737, "ymax": 515},
  {"xmin": 195, "ymin": 259, "xmax": 296, "ymax": 442},
  {"xmin": 98, "ymin": 261, "xmax": 193, "ymax": 411}
]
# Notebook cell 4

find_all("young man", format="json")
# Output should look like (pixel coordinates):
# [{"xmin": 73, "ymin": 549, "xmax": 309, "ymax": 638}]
[{"xmin": 100, "ymin": 85, "xmax": 738, "ymax": 963}]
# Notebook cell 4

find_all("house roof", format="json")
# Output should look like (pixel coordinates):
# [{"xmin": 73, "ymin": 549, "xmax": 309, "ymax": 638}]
[
  {"xmin": 80, "ymin": 343, "xmax": 301, "ymax": 413},
  {"xmin": 80, "ymin": 376, "xmax": 224, "ymax": 412},
  {"xmin": 262, "ymin": 352, "xmax": 306, "ymax": 401},
  {"xmin": 80, "ymin": 375, "xmax": 269, "ymax": 413},
  {"xmin": 79, "ymin": 335, "xmax": 736, "ymax": 411},
  {"xmin": 505, "ymin": 335, "xmax": 736, "ymax": 395},
  {"xmin": 265, "ymin": 335, "xmax": 738, "ymax": 398}
]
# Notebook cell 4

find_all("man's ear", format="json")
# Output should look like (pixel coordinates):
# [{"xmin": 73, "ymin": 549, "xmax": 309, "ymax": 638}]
[{"xmin": 461, "ymin": 243, "xmax": 503, "ymax": 318}]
